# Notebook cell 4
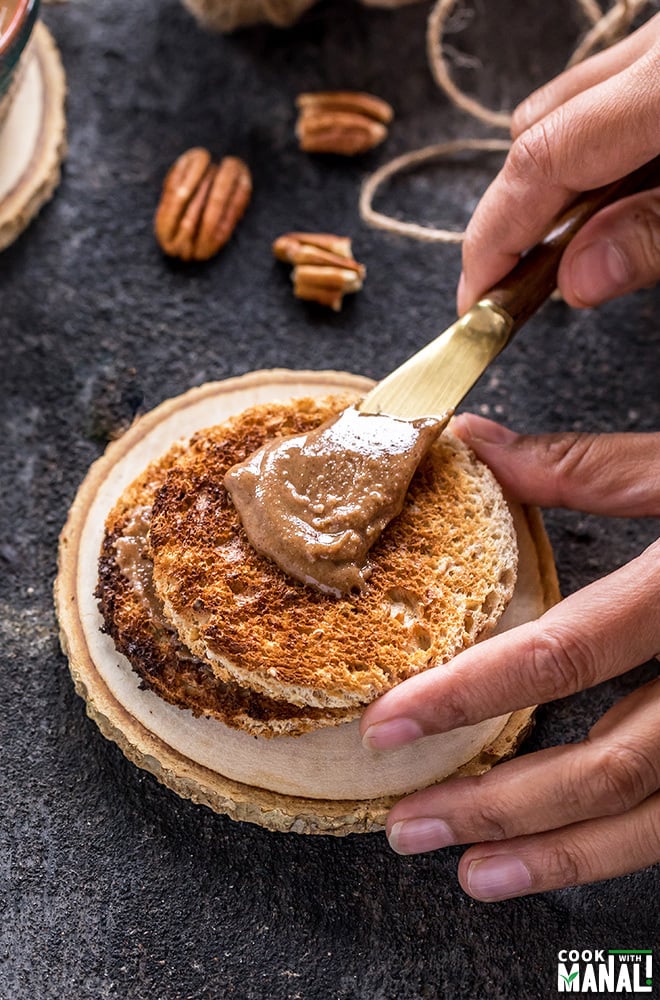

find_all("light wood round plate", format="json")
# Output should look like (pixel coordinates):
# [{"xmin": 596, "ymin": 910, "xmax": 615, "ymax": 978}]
[
  {"xmin": 55, "ymin": 370, "xmax": 561, "ymax": 835},
  {"xmin": 0, "ymin": 21, "xmax": 66, "ymax": 252}
]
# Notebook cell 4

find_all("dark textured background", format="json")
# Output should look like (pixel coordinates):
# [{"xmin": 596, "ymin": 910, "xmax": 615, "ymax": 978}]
[{"xmin": 1, "ymin": 0, "xmax": 658, "ymax": 997}]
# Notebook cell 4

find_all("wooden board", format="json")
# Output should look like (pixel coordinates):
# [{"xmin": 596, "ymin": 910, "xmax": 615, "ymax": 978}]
[
  {"xmin": 0, "ymin": 21, "xmax": 66, "ymax": 252},
  {"xmin": 55, "ymin": 370, "xmax": 561, "ymax": 835}
]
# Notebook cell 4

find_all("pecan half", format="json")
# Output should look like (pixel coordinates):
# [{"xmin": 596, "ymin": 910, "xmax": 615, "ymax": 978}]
[
  {"xmin": 273, "ymin": 232, "xmax": 365, "ymax": 311},
  {"xmin": 296, "ymin": 91, "xmax": 393, "ymax": 156},
  {"xmin": 155, "ymin": 148, "xmax": 252, "ymax": 261}
]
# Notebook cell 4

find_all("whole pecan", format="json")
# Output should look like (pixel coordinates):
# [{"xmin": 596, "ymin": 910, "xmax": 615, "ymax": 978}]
[
  {"xmin": 155, "ymin": 148, "xmax": 252, "ymax": 261},
  {"xmin": 273, "ymin": 231, "xmax": 354, "ymax": 266},
  {"xmin": 273, "ymin": 232, "xmax": 365, "ymax": 311},
  {"xmin": 296, "ymin": 91, "xmax": 394, "ymax": 156}
]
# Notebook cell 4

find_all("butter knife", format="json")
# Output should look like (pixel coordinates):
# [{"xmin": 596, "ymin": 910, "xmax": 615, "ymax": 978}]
[{"xmin": 358, "ymin": 156, "xmax": 660, "ymax": 423}]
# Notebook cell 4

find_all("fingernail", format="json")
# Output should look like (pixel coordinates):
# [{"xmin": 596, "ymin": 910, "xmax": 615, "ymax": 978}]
[
  {"xmin": 466, "ymin": 855, "xmax": 532, "ymax": 901},
  {"xmin": 452, "ymin": 413, "xmax": 518, "ymax": 446},
  {"xmin": 569, "ymin": 240, "xmax": 631, "ymax": 306},
  {"xmin": 388, "ymin": 818, "xmax": 455, "ymax": 855},
  {"xmin": 362, "ymin": 718, "xmax": 424, "ymax": 751},
  {"xmin": 457, "ymin": 271, "xmax": 467, "ymax": 314}
]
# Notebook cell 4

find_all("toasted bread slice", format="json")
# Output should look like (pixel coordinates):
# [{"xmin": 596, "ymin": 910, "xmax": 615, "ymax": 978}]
[
  {"xmin": 149, "ymin": 395, "xmax": 518, "ymax": 709},
  {"xmin": 96, "ymin": 446, "xmax": 355, "ymax": 737}
]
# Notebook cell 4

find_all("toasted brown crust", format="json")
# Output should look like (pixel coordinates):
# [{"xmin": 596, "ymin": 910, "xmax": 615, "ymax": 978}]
[
  {"xmin": 96, "ymin": 445, "xmax": 355, "ymax": 737},
  {"xmin": 150, "ymin": 396, "xmax": 518, "ymax": 708}
]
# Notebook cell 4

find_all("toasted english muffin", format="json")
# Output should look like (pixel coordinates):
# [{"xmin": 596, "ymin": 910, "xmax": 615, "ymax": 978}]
[{"xmin": 148, "ymin": 395, "xmax": 518, "ymax": 710}]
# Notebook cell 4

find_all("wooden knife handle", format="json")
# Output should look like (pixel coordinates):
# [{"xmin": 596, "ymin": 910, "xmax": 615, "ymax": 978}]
[{"xmin": 486, "ymin": 154, "xmax": 660, "ymax": 333}]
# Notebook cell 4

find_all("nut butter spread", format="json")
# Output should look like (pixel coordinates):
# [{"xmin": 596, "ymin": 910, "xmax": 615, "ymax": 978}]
[
  {"xmin": 113, "ymin": 506, "xmax": 162, "ymax": 616},
  {"xmin": 224, "ymin": 404, "xmax": 442, "ymax": 597}
]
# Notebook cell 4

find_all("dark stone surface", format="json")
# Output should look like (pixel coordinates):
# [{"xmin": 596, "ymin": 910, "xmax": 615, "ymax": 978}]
[{"xmin": 1, "ymin": 0, "xmax": 658, "ymax": 997}]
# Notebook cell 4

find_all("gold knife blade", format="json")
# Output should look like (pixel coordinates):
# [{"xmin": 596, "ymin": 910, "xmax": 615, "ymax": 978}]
[{"xmin": 358, "ymin": 298, "xmax": 514, "ymax": 423}]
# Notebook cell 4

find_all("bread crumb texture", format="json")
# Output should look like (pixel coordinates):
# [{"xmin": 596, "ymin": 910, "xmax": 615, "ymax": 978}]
[{"xmin": 143, "ymin": 396, "xmax": 518, "ymax": 709}]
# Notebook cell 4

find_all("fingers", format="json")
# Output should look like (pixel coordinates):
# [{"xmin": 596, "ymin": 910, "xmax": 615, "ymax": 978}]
[
  {"xmin": 385, "ymin": 677, "xmax": 660, "ymax": 855},
  {"xmin": 360, "ymin": 539, "xmax": 660, "ymax": 746},
  {"xmin": 384, "ymin": 679, "xmax": 660, "ymax": 899},
  {"xmin": 450, "ymin": 416, "xmax": 660, "ymax": 517},
  {"xmin": 556, "ymin": 188, "xmax": 660, "ymax": 306},
  {"xmin": 458, "ymin": 37, "xmax": 660, "ymax": 312},
  {"xmin": 457, "ymin": 791, "xmax": 660, "ymax": 900},
  {"xmin": 360, "ymin": 424, "xmax": 660, "ymax": 745},
  {"xmin": 511, "ymin": 14, "xmax": 660, "ymax": 136}
]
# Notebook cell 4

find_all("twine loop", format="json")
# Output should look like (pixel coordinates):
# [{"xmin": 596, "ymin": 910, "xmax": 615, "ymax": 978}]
[{"xmin": 361, "ymin": 0, "xmax": 654, "ymax": 243}]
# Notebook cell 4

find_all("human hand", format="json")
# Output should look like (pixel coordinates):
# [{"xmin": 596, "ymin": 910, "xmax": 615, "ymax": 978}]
[
  {"xmin": 360, "ymin": 414, "xmax": 660, "ymax": 900},
  {"xmin": 457, "ymin": 13, "xmax": 660, "ymax": 314}
]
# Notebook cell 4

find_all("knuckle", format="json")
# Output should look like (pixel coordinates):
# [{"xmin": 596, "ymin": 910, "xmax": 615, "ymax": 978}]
[
  {"xmin": 526, "ymin": 623, "xmax": 598, "ymax": 701},
  {"xmin": 471, "ymin": 807, "xmax": 509, "ymax": 842},
  {"xmin": 586, "ymin": 742, "xmax": 660, "ymax": 815},
  {"xmin": 539, "ymin": 432, "xmax": 600, "ymax": 505},
  {"xmin": 461, "ymin": 785, "xmax": 510, "ymax": 841},
  {"xmin": 508, "ymin": 117, "xmax": 560, "ymax": 185},
  {"xmin": 555, "ymin": 753, "xmax": 588, "ymax": 818},
  {"xmin": 430, "ymin": 684, "xmax": 471, "ymax": 731},
  {"xmin": 543, "ymin": 840, "xmax": 590, "ymax": 888}
]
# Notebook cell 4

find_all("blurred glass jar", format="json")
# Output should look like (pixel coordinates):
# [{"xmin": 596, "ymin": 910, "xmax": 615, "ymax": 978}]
[{"xmin": 0, "ymin": 0, "xmax": 39, "ymax": 129}]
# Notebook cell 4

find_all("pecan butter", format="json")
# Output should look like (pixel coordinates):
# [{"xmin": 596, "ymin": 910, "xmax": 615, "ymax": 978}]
[
  {"xmin": 113, "ymin": 506, "xmax": 162, "ymax": 615},
  {"xmin": 224, "ymin": 405, "xmax": 441, "ymax": 597}
]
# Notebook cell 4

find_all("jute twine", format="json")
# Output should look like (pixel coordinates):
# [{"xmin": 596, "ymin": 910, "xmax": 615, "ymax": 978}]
[{"xmin": 360, "ymin": 0, "xmax": 654, "ymax": 242}]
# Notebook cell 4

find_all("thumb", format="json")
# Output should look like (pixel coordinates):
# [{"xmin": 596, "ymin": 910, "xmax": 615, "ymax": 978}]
[
  {"xmin": 558, "ymin": 188, "xmax": 660, "ymax": 308},
  {"xmin": 451, "ymin": 414, "xmax": 660, "ymax": 517}
]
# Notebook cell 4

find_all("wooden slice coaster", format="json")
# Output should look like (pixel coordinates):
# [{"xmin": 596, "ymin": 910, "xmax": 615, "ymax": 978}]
[
  {"xmin": 55, "ymin": 370, "xmax": 561, "ymax": 835},
  {"xmin": 0, "ymin": 20, "xmax": 66, "ymax": 252}
]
